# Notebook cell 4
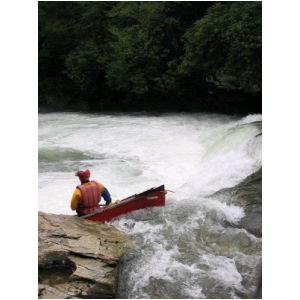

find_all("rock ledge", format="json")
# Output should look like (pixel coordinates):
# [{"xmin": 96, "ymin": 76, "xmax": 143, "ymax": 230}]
[{"xmin": 38, "ymin": 212, "xmax": 133, "ymax": 299}]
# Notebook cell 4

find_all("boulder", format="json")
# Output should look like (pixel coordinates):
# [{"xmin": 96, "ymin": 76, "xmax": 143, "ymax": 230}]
[
  {"xmin": 210, "ymin": 168, "xmax": 262, "ymax": 237},
  {"xmin": 38, "ymin": 212, "xmax": 133, "ymax": 299}
]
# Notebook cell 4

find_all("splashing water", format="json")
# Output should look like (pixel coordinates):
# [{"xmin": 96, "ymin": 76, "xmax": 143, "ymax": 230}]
[{"xmin": 39, "ymin": 112, "xmax": 262, "ymax": 298}]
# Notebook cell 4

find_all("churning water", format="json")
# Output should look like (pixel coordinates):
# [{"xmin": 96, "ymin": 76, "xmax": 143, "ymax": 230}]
[{"xmin": 38, "ymin": 112, "xmax": 262, "ymax": 298}]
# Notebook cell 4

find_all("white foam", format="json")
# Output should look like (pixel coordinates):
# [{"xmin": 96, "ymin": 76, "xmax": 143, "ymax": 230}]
[
  {"xmin": 237, "ymin": 113, "xmax": 262, "ymax": 125},
  {"xmin": 39, "ymin": 113, "xmax": 262, "ymax": 213},
  {"xmin": 183, "ymin": 285, "xmax": 205, "ymax": 299},
  {"xmin": 203, "ymin": 199, "xmax": 245, "ymax": 224},
  {"xmin": 129, "ymin": 244, "xmax": 180, "ymax": 295},
  {"xmin": 202, "ymin": 254, "xmax": 243, "ymax": 289},
  {"xmin": 112, "ymin": 218, "xmax": 164, "ymax": 245},
  {"xmin": 179, "ymin": 122, "xmax": 262, "ymax": 196}
]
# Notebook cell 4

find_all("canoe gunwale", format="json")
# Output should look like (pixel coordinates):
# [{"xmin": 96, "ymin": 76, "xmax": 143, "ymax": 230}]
[{"xmin": 81, "ymin": 185, "xmax": 165, "ymax": 220}]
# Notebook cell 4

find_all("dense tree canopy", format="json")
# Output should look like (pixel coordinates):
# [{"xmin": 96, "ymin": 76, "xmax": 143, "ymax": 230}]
[
  {"xmin": 180, "ymin": 2, "xmax": 262, "ymax": 93},
  {"xmin": 39, "ymin": 1, "xmax": 262, "ymax": 113}
]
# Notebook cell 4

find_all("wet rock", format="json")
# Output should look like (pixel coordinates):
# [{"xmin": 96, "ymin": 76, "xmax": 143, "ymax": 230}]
[
  {"xmin": 212, "ymin": 168, "xmax": 262, "ymax": 237},
  {"xmin": 38, "ymin": 212, "xmax": 133, "ymax": 299},
  {"xmin": 233, "ymin": 169, "xmax": 262, "ymax": 237}
]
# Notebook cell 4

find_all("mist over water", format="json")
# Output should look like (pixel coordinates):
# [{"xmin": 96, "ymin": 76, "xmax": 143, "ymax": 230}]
[{"xmin": 39, "ymin": 112, "xmax": 262, "ymax": 298}]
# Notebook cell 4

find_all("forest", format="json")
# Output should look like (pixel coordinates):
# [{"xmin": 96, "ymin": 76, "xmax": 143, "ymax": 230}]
[{"xmin": 39, "ymin": 1, "xmax": 262, "ymax": 114}]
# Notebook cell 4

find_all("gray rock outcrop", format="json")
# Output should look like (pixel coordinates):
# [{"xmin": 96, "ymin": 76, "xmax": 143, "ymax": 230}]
[{"xmin": 38, "ymin": 212, "xmax": 133, "ymax": 299}]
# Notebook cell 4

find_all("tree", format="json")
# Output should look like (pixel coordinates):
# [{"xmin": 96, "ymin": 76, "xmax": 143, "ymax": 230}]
[
  {"xmin": 38, "ymin": 1, "xmax": 261, "ymax": 112},
  {"xmin": 63, "ymin": 2, "xmax": 115, "ymax": 102},
  {"xmin": 180, "ymin": 2, "xmax": 262, "ymax": 94},
  {"xmin": 105, "ymin": 2, "xmax": 214, "ymax": 106},
  {"xmin": 105, "ymin": 3, "xmax": 175, "ymax": 100}
]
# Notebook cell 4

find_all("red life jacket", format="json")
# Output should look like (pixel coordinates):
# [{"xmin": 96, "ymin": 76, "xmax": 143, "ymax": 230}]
[{"xmin": 76, "ymin": 180, "xmax": 104, "ymax": 216}]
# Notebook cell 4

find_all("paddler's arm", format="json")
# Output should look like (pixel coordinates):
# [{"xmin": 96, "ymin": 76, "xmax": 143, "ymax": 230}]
[
  {"xmin": 102, "ymin": 188, "xmax": 112, "ymax": 205},
  {"xmin": 70, "ymin": 188, "xmax": 81, "ymax": 211}
]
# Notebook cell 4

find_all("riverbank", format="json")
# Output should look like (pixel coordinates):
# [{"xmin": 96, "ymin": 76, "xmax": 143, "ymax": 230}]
[
  {"xmin": 39, "ymin": 89, "xmax": 261, "ymax": 116},
  {"xmin": 38, "ymin": 212, "xmax": 133, "ymax": 299}
]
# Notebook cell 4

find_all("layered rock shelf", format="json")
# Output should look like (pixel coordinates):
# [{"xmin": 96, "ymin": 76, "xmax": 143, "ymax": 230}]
[{"xmin": 38, "ymin": 212, "xmax": 133, "ymax": 298}]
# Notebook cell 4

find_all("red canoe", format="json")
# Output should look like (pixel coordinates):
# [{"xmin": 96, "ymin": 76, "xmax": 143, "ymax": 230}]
[{"xmin": 81, "ymin": 185, "xmax": 166, "ymax": 223}]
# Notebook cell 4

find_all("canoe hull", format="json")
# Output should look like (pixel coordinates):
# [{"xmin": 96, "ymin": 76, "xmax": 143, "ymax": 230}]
[{"xmin": 83, "ymin": 185, "xmax": 165, "ymax": 223}]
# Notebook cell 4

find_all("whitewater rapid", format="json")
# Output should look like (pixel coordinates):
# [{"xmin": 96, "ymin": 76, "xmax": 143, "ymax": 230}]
[{"xmin": 39, "ymin": 112, "xmax": 262, "ymax": 298}]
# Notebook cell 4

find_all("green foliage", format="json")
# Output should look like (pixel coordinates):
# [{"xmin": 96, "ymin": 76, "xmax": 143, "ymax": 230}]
[
  {"xmin": 64, "ymin": 40, "xmax": 99, "ymax": 88},
  {"xmin": 105, "ymin": 2, "xmax": 179, "ymax": 97},
  {"xmin": 39, "ymin": 1, "xmax": 261, "ymax": 112},
  {"xmin": 180, "ymin": 2, "xmax": 262, "ymax": 93}
]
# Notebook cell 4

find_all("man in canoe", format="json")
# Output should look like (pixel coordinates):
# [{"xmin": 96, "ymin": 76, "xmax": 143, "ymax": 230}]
[{"xmin": 70, "ymin": 169, "xmax": 112, "ymax": 216}]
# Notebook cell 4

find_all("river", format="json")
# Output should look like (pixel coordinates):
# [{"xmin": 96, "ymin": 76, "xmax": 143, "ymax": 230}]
[{"xmin": 38, "ymin": 112, "xmax": 262, "ymax": 298}]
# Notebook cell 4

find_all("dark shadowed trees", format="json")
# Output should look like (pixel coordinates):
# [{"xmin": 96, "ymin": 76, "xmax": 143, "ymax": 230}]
[{"xmin": 38, "ymin": 1, "xmax": 261, "ymax": 113}]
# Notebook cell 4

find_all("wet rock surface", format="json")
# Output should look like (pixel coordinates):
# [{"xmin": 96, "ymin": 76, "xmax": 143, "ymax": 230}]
[
  {"xmin": 38, "ymin": 212, "xmax": 133, "ymax": 298},
  {"xmin": 231, "ymin": 168, "xmax": 262, "ymax": 237},
  {"xmin": 213, "ymin": 168, "xmax": 262, "ymax": 237}
]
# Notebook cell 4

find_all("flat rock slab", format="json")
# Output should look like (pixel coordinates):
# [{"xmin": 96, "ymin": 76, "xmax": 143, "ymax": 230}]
[{"xmin": 38, "ymin": 212, "xmax": 133, "ymax": 299}]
